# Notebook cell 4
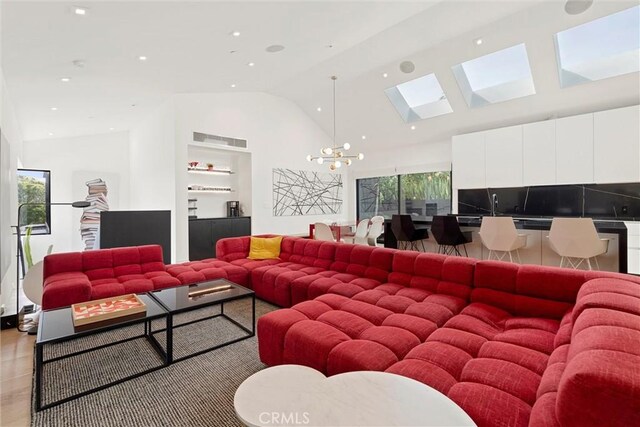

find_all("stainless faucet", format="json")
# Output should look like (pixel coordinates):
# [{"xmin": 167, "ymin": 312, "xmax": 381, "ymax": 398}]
[{"xmin": 491, "ymin": 193, "xmax": 498, "ymax": 216}]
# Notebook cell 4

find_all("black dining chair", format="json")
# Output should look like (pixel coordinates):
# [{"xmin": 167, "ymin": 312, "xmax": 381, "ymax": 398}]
[
  {"xmin": 430, "ymin": 215, "xmax": 472, "ymax": 256},
  {"xmin": 391, "ymin": 214, "xmax": 429, "ymax": 252}
]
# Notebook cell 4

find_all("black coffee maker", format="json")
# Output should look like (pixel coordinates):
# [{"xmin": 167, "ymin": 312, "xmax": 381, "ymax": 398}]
[{"xmin": 227, "ymin": 201, "xmax": 240, "ymax": 217}]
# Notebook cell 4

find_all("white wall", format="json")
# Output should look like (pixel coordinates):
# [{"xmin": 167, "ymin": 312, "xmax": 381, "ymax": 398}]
[
  {"xmin": 346, "ymin": 140, "xmax": 451, "ymax": 220},
  {"xmin": 21, "ymin": 132, "xmax": 131, "ymax": 261},
  {"xmin": 174, "ymin": 92, "xmax": 346, "ymax": 259},
  {"xmin": 129, "ymin": 100, "xmax": 178, "ymax": 261},
  {"xmin": 0, "ymin": 66, "xmax": 24, "ymax": 314}
]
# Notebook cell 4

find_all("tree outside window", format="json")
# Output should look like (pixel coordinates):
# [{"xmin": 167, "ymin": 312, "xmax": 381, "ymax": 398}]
[{"xmin": 17, "ymin": 169, "xmax": 50, "ymax": 232}]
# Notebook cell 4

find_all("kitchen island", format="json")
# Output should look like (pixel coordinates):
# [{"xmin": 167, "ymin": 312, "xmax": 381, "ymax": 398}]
[{"xmin": 383, "ymin": 216, "xmax": 629, "ymax": 273}]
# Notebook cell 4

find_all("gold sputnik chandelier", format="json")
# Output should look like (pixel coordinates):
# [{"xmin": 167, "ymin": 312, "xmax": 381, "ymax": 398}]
[{"xmin": 306, "ymin": 76, "xmax": 364, "ymax": 171}]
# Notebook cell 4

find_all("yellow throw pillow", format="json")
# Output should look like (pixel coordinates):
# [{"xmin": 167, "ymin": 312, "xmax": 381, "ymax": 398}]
[{"xmin": 248, "ymin": 236, "xmax": 283, "ymax": 260}]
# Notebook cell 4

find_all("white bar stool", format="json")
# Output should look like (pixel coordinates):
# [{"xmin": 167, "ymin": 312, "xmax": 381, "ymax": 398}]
[
  {"xmin": 479, "ymin": 216, "xmax": 528, "ymax": 263},
  {"xmin": 547, "ymin": 217, "xmax": 609, "ymax": 270}
]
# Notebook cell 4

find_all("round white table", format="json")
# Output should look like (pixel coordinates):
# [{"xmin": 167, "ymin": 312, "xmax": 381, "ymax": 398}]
[{"xmin": 234, "ymin": 365, "xmax": 476, "ymax": 427}]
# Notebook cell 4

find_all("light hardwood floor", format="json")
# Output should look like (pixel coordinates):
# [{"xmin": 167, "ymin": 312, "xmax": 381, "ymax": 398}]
[{"xmin": 1, "ymin": 328, "xmax": 34, "ymax": 427}]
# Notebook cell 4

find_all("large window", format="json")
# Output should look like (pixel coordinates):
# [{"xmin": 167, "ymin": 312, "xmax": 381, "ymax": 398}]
[
  {"xmin": 357, "ymin": 171, "xmax": 451, "ymax": 220},
  {"xmin": 400, "ymin": 172, "xmax": 451, "ymax": 216},
  {"xmin": 357, "ymin": 175, "xmax": 399, "ymax": 219},
  {"xmin": 17, "ymin": 169, "xmax": 51, "ymax": 234}
]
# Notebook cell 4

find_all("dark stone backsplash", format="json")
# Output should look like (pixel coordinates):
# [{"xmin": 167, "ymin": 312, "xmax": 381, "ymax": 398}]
[{"xmin": 458, "ymin": 183, "xmax": 640, "ymax": 220}]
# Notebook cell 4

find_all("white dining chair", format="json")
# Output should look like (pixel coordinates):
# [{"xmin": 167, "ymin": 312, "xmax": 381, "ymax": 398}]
[
  {"xmin": 351, "ymin": 219, "xmax": 370, "ymax": 245},
  {"xmin": 314, "ymin": 222, "xmax": 336, "ymax": 242},
  {"xmin": 367, "ymin": 216, "xmax": 385, "ymax": 247},
  {"xmin": 548, "ymin": 218, "xmax": 609, "ymax": 270},
  {"xmin": 479, "ymin": 216, "xmax": 528, "ymax": 263}
]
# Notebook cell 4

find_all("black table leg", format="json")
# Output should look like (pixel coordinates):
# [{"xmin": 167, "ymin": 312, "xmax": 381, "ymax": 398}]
[
  {"xmin": 166, "ymin": 314, "xmax": 173, "ymax": 364},
  {"xmin": 35, "ymin": 343, "xmax": 43, "ymax": 411},
  {"xmin": 252, "ymin": 295, "xmax": 256, "ymax": 335}
]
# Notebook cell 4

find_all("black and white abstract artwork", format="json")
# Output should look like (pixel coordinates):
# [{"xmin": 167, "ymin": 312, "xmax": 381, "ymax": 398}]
[{"xmin": 272, "ymin": 168, "xmax": 343, "ymax": 216}]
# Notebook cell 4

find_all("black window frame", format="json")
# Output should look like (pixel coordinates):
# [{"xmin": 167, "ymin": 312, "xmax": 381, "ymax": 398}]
[{"xmin": 17, "ymin": 168, "xmax": 52, "ymax": 235}]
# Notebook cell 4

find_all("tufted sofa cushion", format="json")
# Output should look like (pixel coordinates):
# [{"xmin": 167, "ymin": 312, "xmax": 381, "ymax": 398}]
[
  {"xmin": 42, "ymin": 245, "xmax": 181, "ymax": 309},
  {"xmin": 530, "ymin": 278, "xmax": 640, "ymax": 427},
  {"xmin": 44, "ymin": 245, "xmax": 172, "ymax": 309},
  {"xmin": 166, "ymin": 258, "xmax": 249, "ymax": 287},
  {"xmin": 287, "ymin": 245, "xmax": 396, "ymax": 306}
]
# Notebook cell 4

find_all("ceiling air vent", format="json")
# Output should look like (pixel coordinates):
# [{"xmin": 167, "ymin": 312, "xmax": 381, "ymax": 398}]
[{"xmin": 193, "ymin": 132, "xmax": 248, "ymax": 149}]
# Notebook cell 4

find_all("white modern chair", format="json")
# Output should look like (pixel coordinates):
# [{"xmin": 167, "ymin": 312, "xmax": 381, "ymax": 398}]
[
  {"xmin": 479, "ymin": 217, "xmax": 528, "ymax": 263},
  {"xmin": 314, "ymin": 222, "xmax": 336, "ymax": 242},
  {"xmin": 367, "ymin": 216, "xmax": 385, "ymax": 246},
  {"xmin": 353, "ymin": 219, "xmax": 371, "ymax": 245},
  {"xmin": 548, "ymin": 218, "xmax": 609, "ymax": 270}
]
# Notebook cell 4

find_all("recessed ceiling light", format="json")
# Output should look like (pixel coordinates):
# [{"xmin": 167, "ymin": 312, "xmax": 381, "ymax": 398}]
[
  {"xmin": 138, "ymin": 56, "xmax": 147, "ymax": 61},
  {"xmin": 51, "ymin": 107, "xmax": 58, "ymax": 111},
  {"xmin": 109, "ymin": 127, "xmax": 115, "ymax": 131},
  {"xmin": 475, "ymin": 38, "xmax": 483, "ymax": 46},
  {"xmin": 411, "ymin": 125, "xmax": 416, "ymax": 130},
  {"xmin": 316, "ymin": 107, "xmax": 322, "ymax": 112},
  {"xmin": 73, "ymin": 7, "xmax": 87, "ymax": 16},
  {"xmin": 61, "ymin": 77, "xmax": 71, "ymax": 82},
  {"xmin": 231, "ymin": 30, "xmax": 241, "ymax": 37},
  {"xmin": 383, "ymin": 73, "xmax": 388, "ymax": 78},
  {"xmin": 230, "ymin": 83, "xmax": 236, "ymax": 88},
  {"xmin": 266, "ymin": 44, "xmax": 285, "ymax": 53},
  {"xmin": 48, "ymin": 132, "xmax": 54, "ymax": 136},
  {"xmin": 361, "ymin": 135, "xmax": 367, "ymax": 140},
  {"xmin": 247, "ymin": 62, "xmax": 255, "ymax": 67}
]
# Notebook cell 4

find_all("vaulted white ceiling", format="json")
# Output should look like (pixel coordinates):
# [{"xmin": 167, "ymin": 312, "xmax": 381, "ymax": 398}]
[{"xmin": 2, "ymin": 0, "xmax": 639, "ymax": 147}]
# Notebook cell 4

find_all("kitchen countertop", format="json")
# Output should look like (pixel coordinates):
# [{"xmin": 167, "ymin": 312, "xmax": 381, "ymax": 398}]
[{"xmin": 384, "ymin": 215, "xmax": 628, "ymax": 233}]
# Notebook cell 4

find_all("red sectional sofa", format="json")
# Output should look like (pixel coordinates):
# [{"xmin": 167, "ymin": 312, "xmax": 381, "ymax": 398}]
[
  {"xmin": 216, "ymin": 236, "xmax": 640, "ymax": 427},
  {"xmin": 42, "ymin": 236, "xmax": 640, "ymax": 427},
  {"xmin": 41, "ymin": 245, "xmax": 248, "ymax": 309}
]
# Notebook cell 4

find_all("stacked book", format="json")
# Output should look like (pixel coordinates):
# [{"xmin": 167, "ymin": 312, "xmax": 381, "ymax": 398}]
[{"xmin": 81, "ymin": 178, "xmax": 109, "ymax": 250}]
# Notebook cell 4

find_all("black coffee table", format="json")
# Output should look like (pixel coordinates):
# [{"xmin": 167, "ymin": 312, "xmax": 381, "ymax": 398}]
[
  {"xmin": 148, "ymin": 278, "xmax": 255, "ymax": 363},
  {"xmin": 35, "ymin": 293, "xmax": 170, "ymax": 410}
]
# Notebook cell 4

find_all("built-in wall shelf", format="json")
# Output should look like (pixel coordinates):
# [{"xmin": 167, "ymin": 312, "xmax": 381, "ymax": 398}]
[
  {"xmin": 187, "ymin": 167, "xmax": 234, "ymax": 175},
  {"xmin": 188, "ymin": 189, "xmax": 235, "ymax": 194},
  {"xmin": 186, "ymin": 136, "xmax": 252, "ymax": 221}
]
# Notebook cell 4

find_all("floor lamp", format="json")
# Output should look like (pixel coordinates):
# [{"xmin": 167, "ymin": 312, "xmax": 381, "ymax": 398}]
[{"xmin": 15, "ymin": 201, "xmax": 90, "ymax": 333}]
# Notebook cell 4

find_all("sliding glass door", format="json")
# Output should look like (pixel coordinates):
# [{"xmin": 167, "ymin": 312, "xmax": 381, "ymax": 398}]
[
  {"xmin": 356, "ymin": 176, "xmax": 399, "ymax": 219},
  {"xmin": 357, "ymin": 171, "xmax": 451, "ymax": 220}
]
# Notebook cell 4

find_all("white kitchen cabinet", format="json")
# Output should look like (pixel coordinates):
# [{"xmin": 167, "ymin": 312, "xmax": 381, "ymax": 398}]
[
  {"xmin": 523, "ymin": 120, "xmax": 556, "ymax": 185},
  {"xmin": 484, "ymin": 125, "xmax": 523, "ymax": 188},
  {"xmin": 594, "ymin": 105, "xmax": 640, "ymax": 184},
  {"xmin": 556, "ymin": 113, "xmax": 594, "ymax": 184},
  {"xmin": 452, "ymin": 132, "xmax": 486, "ymax": 189}
]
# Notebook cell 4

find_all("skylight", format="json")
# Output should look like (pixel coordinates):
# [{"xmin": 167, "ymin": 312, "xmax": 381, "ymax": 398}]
[
  {"xmin": 452, "ymin": 43, "xmax": 535, "ymax": 108},
  {"xmin": 384, "ymin": 73, "xmax": 452, "ymax": 122},
  {"xmin": 555, "ymin": 6, "xmax": 640, "ymax": 88}
]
